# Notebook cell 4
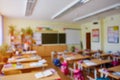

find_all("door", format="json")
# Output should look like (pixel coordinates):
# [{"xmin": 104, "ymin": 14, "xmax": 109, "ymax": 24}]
[{"xmin": 86, "ymin": 33, "xmax": 91, "ymax": 49}]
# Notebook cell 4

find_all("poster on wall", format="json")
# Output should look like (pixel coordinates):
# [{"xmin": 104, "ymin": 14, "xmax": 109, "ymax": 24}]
[
  {"xmin": 108, "ymin": 26, "xmax": 119, "ymax": 43},
  {"xmin": 92, "ymin": 29, "xmax": 99, "ymax": 42}
]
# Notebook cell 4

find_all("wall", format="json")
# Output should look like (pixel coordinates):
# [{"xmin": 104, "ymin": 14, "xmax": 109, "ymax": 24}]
[
  {"xmin": 81, "ymin": 20, "xmax": 101, "ymax": 50},
  {"xmin": 103, "ymin": 14, "xmax": 120, "ymax": 52},
  {"xmin": 80, "ymin": 14, "xmax": 120, "ymax": 53},
  {"xmin": 3, "ymin": 17, "xmax": 81, "ymax": 50}
]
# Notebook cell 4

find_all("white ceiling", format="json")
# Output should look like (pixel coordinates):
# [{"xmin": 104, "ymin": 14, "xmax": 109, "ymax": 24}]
[{"xmin": 0, "ymin": 0, "xmax": 120, "ymax": 24}]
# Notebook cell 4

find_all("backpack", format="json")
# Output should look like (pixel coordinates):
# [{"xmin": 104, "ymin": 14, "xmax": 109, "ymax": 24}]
[
  {"xmin": 96, "ymin": 77, "xmax": 110, "ymax": 80},
  {"xmin": 73, "ymin": 69, "xmax": 84, "ymax": 80},
  {"xmin": 53, "ymin": 58, "xmax": 61, "ymax": 67},
  {"xmin": 60, "ymin": 61, "xmax": 69, "ymax": 75},
  {"xmin": 112, "ymin": 57, "xmax": 119, "ymax": 66},
  {"xmin": 112, "ymin": 60, "xmax": 119, "ymax": 66}
]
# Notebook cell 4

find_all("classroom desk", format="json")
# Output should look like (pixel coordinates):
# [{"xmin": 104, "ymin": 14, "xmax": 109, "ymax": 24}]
[
  {"xmin": 8, "ymin": 55, "xmax": 41, "ymax": 63},
  {"xmin": 22, "ymin": 51, "xmax": 37, "ymax": 54},
  {"xmin": 77, "ymin": 59, "xmax": 111, "ymax": 79},
  {"xmin": 0, "ymin": 62, "xmax": 5, "ymax": 65},
  {"xmin": 0, "ymin": 70, "xmax": 60, "ymax": 80},
  {"xmin": 99, "ymin": 65, "xmax": 120, "ymax": 80},
  {"xmin": 82, "ymin": 50, "xmax": 97, "ymax": 56},
  {"xmin": 64, "ymin": 54, "xmax": 91, "ymax": 62},
  {"xmin": 2, "ymin": 62, "xmax": 48, "ymax": 74},
  {"xmin": 12, "ymin": 54, "xmax": 34, "ymax": 59},
  {"xmin": 78, "ymin": 59, "xmax": 111, "ymax": 68},
  {"xmin": 100, "ymin": 53, "xmax": 110, "ymax": 57}
]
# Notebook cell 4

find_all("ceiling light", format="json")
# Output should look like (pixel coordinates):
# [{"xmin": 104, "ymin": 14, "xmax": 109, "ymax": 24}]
[
  {"xmin": 80, "ymin": 0, "xmax": 90, "ymax": 4},
  {"xmin": 25, "ymin": 0, "xmax": 37, "ymax": 16},
  {"xmin": 73, "ymin": 3, "xmax": 120, "ymax": 22},
  {"xmin": 51, "ymin": 0, "xmax": 90, "ymax": 19}
]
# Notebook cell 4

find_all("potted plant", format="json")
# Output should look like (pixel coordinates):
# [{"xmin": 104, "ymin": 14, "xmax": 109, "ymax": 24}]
[
  {"xmin": 0, "ymin": 44, "xmax": 9, "ymax": 63},
  {"xmin": 8, "ymin": 25, "xmax": 15, "ymax": 36},
  {"xmin": 71, "ymin": 46, "xmax": 75, "ymax": 52},
  {"xmin": 25, "ymin": 27, "xmax": 33, "ymax": 36}
]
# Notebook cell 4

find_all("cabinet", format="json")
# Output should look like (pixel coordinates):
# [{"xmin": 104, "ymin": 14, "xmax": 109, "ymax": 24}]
[{"xmin": 33, "ymin": 44, "xmax": 67, "ymax": 57}]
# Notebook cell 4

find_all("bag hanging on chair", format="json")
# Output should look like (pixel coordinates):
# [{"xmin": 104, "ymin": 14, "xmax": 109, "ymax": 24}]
[
  {"xmin": 60, "ymin": 61, "xmax": 69, "ymax": 75},
  {"xmin": 73, "ymin": 69, "xmax": 84, "ymax": 80},
  {"xmin": 96, "ymin": 77, "xmax": 110, "ymax": 80},
  {"xmin": 53, "ymin": 58, "xmax": 61, "ymax": 67}
]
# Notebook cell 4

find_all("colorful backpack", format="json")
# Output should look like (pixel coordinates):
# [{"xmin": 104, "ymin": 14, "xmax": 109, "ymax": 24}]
[
  {"xmin": 96, "ymin": 77, "xmax": 110, "ymax": 80},
  {"xmin": 112, "ymin": 57, "xmax": 119, "ymax": 66},
  {"xmin": 60, "ymin": 61, "xmax": 69, "ymax": 75},
  {"xmin": 53, "ymin": 58, "xmax": 61, "ymax": 67},
  {"xmin": 73, "ymin": 69, "xmax": 84, "ymax": 80},
  {"xmin": 112, "ymin": 60, "xmax": 119, "ymax": 66}
]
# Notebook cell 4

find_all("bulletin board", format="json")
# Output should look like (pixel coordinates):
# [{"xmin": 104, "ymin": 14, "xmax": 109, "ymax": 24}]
[
  {"xmin": 107, "ymin": 26, "xmax": 119, "ymax": 43},
  {"xmin": 92, "ymin": 29, "xmax": 99, "ymax": 42}
]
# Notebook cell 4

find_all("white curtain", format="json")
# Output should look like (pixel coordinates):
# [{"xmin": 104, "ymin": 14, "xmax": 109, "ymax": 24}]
[{"xmin": 0, "ymin": 15, "xmax": 3, "ymax": 45}]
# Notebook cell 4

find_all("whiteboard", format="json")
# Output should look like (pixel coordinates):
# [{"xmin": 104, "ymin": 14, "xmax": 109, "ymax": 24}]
[
  {"xmin": 65, "ymin": 29, "xmax": 80, "ymax": 44},
  {"xmin": 33, "ymin": 32, "xmax": 42, "ymax": 45}
]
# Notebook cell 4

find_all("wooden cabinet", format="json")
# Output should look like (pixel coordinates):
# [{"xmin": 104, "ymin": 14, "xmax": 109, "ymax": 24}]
[{"xmin": 33, "ymin": 45, "xmax": 67, "ymax": 57}]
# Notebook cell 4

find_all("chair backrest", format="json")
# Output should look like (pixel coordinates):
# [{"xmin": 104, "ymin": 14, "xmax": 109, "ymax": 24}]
[
  {"xmin": 51, "ymin": 51, "xmax": 57, "ymax": 61},
  {"xmin": 87, "ymin": 76, "xmax": 95, "ymax": 80},
  {"xmin": 69, "ymin": 62, "xmax": 84, "ymax": 80}
]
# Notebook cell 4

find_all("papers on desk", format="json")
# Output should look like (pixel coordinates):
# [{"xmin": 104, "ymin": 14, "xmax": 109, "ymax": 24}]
[
  {"xmin": 34, "ymin": 69, "xmax": 54, "ymax": 79},
  {"xmin": 16, "ymin": 64, "xmax": 23, "ymax": 69},
  {"xmin": 38, "ymin": 59, "xmax": 47, "ymax": 64},
  {"xmin": 16, "ymin": 58, "xmax": 26, "ymax": 62},
  {"xmin": 4, "ymin": 64, "xmax": 12, "ymax": 68},
  {"xmin": 23, "ymin": 50, "xmax": 37, "ymax": 54},
  {"xmin": 30, "ymin": 62, "xmax": 43, "ymax": 67},
  {"xmin": 112, "ymin": 72, "xmax": 120, "ymax": 76},
  {"xmin": 30, "ymin": 55, "xmax": 41, "ymax": 60},
  {"xmin": 65, "ymin": 56, "xmax": 75, "ymax": 60},
  {"xmin": 30, "ymin": 59, "xmax": 47, "ymax": 67},
  {"xmin": 83, "ymin": 60, "xmax": 97, "ymax": 66},
  {"xmin": 8, "ymin": 58, "xmax": 15, "ymax": 61}
]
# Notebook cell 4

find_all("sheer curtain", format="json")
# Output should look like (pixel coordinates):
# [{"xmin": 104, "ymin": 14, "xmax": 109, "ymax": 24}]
[{"xmin": 0, "ymin": 15, "xmax": 3, "ymax": 45}]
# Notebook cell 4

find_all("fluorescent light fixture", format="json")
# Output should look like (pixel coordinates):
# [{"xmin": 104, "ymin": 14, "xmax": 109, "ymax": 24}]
[
  {"xmin": 25, "ymin": 0, "xmax": 37, "ymax": 16},
  {"xmin": 80, "ymin": 0, "xmax": 90, "ymax": 4},
  {"xmin": 51, "ymin": 0, "xmax": 81, "ymax": 19},
  {"xmin": 51, "ymin": 0, "xmax": 90, "ymax": 19},
  {"xmin": 73, "ymin": 3, "xmax": 120, "ymax": 22},
  {"xmin": 51, "ymin": 0, "xmax": 91, "ymax": 19}
]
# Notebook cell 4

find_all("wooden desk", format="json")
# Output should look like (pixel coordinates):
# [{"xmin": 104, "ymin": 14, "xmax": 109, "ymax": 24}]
[
  {"xmin": 0, "ymin": 62, "xmax": 5, "ymax": 65},
  {"xmin": 108, "ymin": 65, "xmax": 120, "ymax": 79},
  {"xmin": 0, "ymin": 70, "xmax": 60, "ymax": 80},
  {"xmin": 12, "ymin": 54, "xmax": 33, "ymax": 59},
  {"xmin": 99, "ymin": 65, "xmax": 120, "ymax": 79},
  {"xmin": 64, "ymin": 54, "xmax": 91, "ymax": 62},
  {"xmin": 100, "ymin": 53, "xmax": 110, "ymax": 57},
  {"xmin": 2, "ymin": 62, "xmax": 48, "ymax": 74},
  {"xmin": 82, "ymin": 50, "xmax": 97, "ymax": 56},
  {"xmin": 79, "ymin": 59, "xmax": 111, "ymax": 68},
  {"xmin": 8, "ymin": 56, "xmax": 41, "ymax": 63}
]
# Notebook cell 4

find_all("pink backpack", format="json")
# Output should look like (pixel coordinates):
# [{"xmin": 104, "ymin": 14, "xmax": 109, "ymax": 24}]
[
  {"xmin": 60, "ymin": 61, "xmax": 69, "ymax": 75},
  {"xmin": 73, "ymin": 69, "xmax": 84, "ymax": 80},
  {"xmin": 112, "ymin": 56, "xmax": 119, "ymax": 66}
]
